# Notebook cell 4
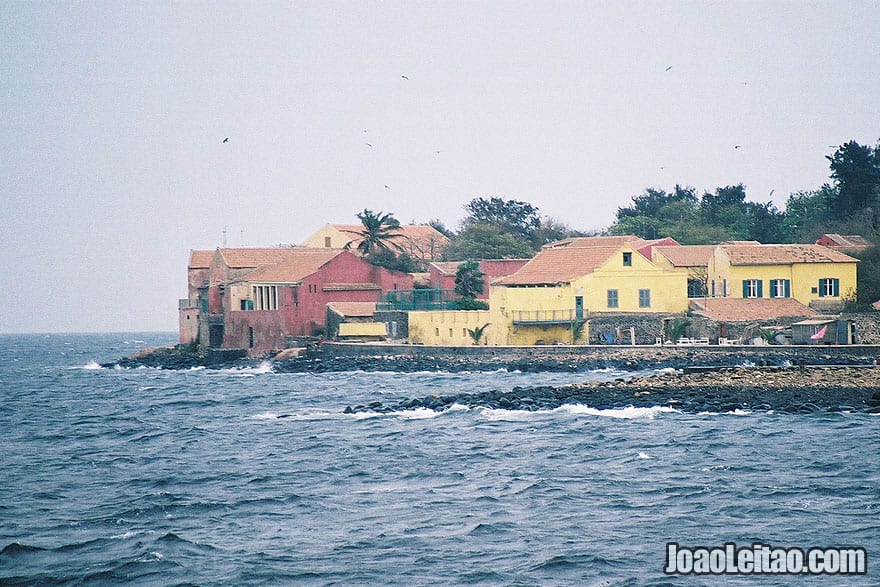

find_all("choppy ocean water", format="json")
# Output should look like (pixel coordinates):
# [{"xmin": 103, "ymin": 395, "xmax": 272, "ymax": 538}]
[{"xmin": 0, "ymin": 333, "xmax": 877, "ymax": 586}]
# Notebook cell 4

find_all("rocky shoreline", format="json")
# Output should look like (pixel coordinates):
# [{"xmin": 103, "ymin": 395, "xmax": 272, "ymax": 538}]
[
  {"xmin": 105, "ymin": 343, "xmax": 880, "ymax": 374},
  {"xmin": 105, "ymin": 344, "xmax": 880, "ymax": 415},
  {"xmin": 344, "ymin": 366, "xmax": 880, "ymax": 415}
]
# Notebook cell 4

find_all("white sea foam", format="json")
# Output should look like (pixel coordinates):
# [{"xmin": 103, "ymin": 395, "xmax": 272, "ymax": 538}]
[
  {"xmin": 637, "ymin": 452, "xmax": 652, "ymax": 459},
  {"xmin": 556, "ymin": 404, "xmax": 679, "ymax": 419},
  {"xmin": 252, "ymin": 412, "xmax": 281, "ymax": 420},
  {"xmin": 219, "ymin": 361, "xmax": 274, "ymax": 376}
]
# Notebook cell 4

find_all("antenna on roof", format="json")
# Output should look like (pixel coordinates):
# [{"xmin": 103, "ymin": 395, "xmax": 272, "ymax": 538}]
[{"xmin": 222, "ymin": 225, "xmax": 228, "ymax": 248}]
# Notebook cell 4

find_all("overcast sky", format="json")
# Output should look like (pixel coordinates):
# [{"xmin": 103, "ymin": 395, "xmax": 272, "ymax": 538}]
[{"xmin": 2, "ymin": 1, "xmax": 879, "ymax": 333}]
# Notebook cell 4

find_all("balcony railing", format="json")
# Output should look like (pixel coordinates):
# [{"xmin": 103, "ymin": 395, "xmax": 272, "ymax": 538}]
[
  {"xmin": 511, "ymin": 309, "xmax": 582, "ymax": 325},
  {"xmin": 376, "ymin": 288, "xmax": 459, "ymax": 311}
]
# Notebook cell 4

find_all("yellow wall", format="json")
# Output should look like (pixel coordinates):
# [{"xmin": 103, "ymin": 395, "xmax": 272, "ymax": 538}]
[
  {"xmin": 338, "ymin": 322, "xmax": 388, "ymax": 337},
  {"xmin": 709, "ymin": 248, "xmax": 857, "ymax": 305},
  {"xmin": 300, "ymin": 225, "xmax": 350, "ymax": 249},
  {"xmin": 578, "ymin": 246, "xmax": 688, "ymax": 313},
  {"xmin": 407, "ymin": 310, "xmax": 494, "ymax": 345}
]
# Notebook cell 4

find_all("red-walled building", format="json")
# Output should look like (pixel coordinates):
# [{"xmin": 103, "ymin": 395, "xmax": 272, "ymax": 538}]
[
  {"xmin": 183, "ymin": 247, "xmax": 413, "ymax": 353},
  {"xmin": 428, "ymin": 259, "xmax": 531, "ymax": 298}
]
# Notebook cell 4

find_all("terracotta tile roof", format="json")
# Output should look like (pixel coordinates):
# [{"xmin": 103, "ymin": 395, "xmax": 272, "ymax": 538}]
[
  {"xmin": 243, "ymin": 249, "xmax": 344, "ymax": 283},
  {"xmin": 721, "ymin": 243, "xmax": 858, "ymax": 265},
  {"xmin": 332, "ymin": 224, "xmax": 449, "ymax": 247},
  {"xmin": 690, "ymin": 298, "xmax": 816, "ymax": 322},
  {"xmin": 188, "ymin": 250, "xmax": 214, "ymax": 269},
  {"xmin": 495, "ymin": 245, "xmax": 623, "ymax": 285},
  {"xmin": 322, "ymin": 283, "xmax": 381, "ymax": 291},
  {"xmin": 430, "ymin": 259, "xmax": 530, "ymax": 277},
  {"xmin": 544, "ymin": 235, "xmax": 647, "ymax": 249},
  {"xmin": 654, "ymin": 245, "xmax": 715, "ymax": 267},
  {"xmin": 637, "ymin": 237, "xmax": 679, "ymax": 258},
  {"xmin": 218, "ymin": 247, "xmax": 312, "ymax": 269},
  {"xmin": 817, "ymin": 234, "xmax": 872, "ymax": 248},
  {"xmin": 429, "ymin": 262, "xmax": 461, "ymax": 276},
  {"xmin": 327, "ymin": 302, "xmax": 377, "ymax": 317}
]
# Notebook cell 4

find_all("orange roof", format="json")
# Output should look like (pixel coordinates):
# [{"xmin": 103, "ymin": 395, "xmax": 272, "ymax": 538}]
[
  {"xmin": 243, "ymin": 249, "xmax": 343, "ymax": 283},
  {"xmin": 654, "ymin": 245, "xmax": 715, "ymax": 267},
  {"xmin": 543, "ymin": 235, "xmax": 647, "ymax": 249},
  {"xmin": 721, "ymin": 243, "xmax": 858, "ymax": 265},
  {"xmin": 332, "ymin": 224, "xmax": 449, "ymax": 245},
  {"xmin": 690, "ymin": 298, "xmax": 816, "ymax": 322},
  {"xmin": 430, "ymin": 259, "xmax": 530, "ymax": 277},
  {"xmin": 188, "ymin": 250, "xmax": 214, "ymax": 269},
  {"xmin": 327, "ymin": 302, "xmax": 377, "ymax": 317},
  {"xmin": 495, "ymin": 244, "xmax": 623, "ymax": 285},
  {"xmin": 217, "ymin": 247, "xmax": 312, "ymax": 269},
  {"xmin": 817, "ymin": 234, "xmax": 871, "ymax": 248}
]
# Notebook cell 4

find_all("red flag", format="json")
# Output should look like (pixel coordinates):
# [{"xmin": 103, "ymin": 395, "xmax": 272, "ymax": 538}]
[{"xmin": 810, "ymin": 325, "xmax": 828, "ymax": 340}]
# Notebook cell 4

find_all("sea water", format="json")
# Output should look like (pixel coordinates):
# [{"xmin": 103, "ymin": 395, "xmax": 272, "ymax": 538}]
[{"xmin": 0, "ymin": 333, "xmax": 877, "ymax": 585}]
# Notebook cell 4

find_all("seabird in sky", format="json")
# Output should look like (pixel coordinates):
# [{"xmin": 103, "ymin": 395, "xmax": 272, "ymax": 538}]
[
  {"xmin": 734, "ymin": 145, "xmax": 741, "ymax": 149},
  {"xmin": 401, "ymin": 75, "xmax": 409, "ymax": 80},
  {"xmin": 222, "ymin": 137, "xmax": 229, "ymax": 143},
  {"xmin": 665, "ymin": 66, "xmax": 672, "ymax": 71}
]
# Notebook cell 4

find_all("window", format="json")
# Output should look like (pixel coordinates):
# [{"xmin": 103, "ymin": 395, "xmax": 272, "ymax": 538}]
[
  {"xmin": 324, "ymin": 236, "xmax": 332, "ymax": 248},
  {"xmin": 607, "ymin": 289, "xmax": 619, "ymax": 308},
  {"xmin": 639, "ymin": 289, "xmax": 651, "ymax": 308},
  {"xmin": 770, "ymin": 279, "xmax": 790, "ymax": 298},
  {"xmin": 742, "ymin": 279, "xmax": 762, "ymax": 299},
  {"xmin": 240, "ymin": 299, "xmax": 254, "ymax": 311},
  {"xmin": 819, "ymin": 278, "xmax": 839, "ymax": 297},
  {"xmin": 252, "ymin": 285, "xmax": 279, "ymax": 310},
  {"xmin": 622, "ymin": 252, "xmax": 632, "ymax": 266}
]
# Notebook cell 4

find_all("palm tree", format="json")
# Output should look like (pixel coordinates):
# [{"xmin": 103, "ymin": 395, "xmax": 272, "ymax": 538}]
[
  {"xmin": 466, "ymin": 323, "xmax": 490, "ymax": 345},
  {"xmin": 345, "ymin": 209, "xmax": 404, "ymax": 255}
]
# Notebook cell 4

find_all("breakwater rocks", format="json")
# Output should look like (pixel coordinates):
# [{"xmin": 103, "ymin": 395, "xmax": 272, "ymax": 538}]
[
  {"xmin": 344, "ymin": 366, "xmax": 880, "ymax": 415},
  {"xmin": 109, "ymin": 343, "xmax": 880, "ymax": 373}
]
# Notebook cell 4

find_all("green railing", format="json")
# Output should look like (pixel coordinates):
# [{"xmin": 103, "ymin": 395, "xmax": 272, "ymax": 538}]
[{"xmin": 377, "ymin": 288, "xmax": 459, "ymax": 311}]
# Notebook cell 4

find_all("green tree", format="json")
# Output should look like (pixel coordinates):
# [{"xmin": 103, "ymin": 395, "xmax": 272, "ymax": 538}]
[
  {"xmin": 826, "ymin": 140, "xmax": 880, "ymax": 216},
  {"xmin": 346, "ymin": 209, "xmax": 404, "ymax": 255},
  {"xmin": 444, "ymin": 224, "xmax": 535, "ymax": 260},
  {"xmin": 466, "ymin": 323, "xmax": 491, "ymax": 344},
  {"xmin": 464, "ymin": 197, "xmax": 542, "ymax": 242},
  {"xmin": 454, "ymin": 260, "xmax": 485, "ymax": 298}
]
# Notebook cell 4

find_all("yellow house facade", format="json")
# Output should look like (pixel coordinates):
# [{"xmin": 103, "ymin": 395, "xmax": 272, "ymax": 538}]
[
  {"xmin": 708, "ymin": 244, "xmax": 858, "ymax": 307},
  {"xmin": 408, "ymin": 236, "xmax": 687, "ymax": 346}
]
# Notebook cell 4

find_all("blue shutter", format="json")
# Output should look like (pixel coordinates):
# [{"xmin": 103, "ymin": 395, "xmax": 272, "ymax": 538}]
[{"xmin": 784, "ymin": 279, "xmax": 791, "ymax": 298}]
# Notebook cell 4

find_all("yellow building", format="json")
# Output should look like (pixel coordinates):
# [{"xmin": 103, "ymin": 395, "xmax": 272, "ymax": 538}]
[
  {"xmin": 300, "ymin": 223, "xmax": 449, "ymax": 264},
  {"xmin": 407, "ymin": 236, "xmax": 690, "ymax": 346},
  {"xmin": 486, "ymin": 236, "xmax": 688, "ymax": 345},
  {"xmin": 707, "ymin": 243, "xmax": 858, "ymax": 309}
]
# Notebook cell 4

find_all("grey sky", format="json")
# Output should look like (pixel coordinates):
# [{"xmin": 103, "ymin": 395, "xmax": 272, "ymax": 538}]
[{"xmin": 2, "ymin": 1, "xmax": 878, "ymax": 333}]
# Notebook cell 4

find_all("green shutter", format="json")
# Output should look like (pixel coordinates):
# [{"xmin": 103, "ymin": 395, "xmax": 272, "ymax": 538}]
[
  {"xmin": 784, "ymin": 280, "xmax": 790, "ymax": 298},
  {"xmin": 742, "ymin": 280, "xmax": 749, "ymax": 298},
  {"xmin": 757, "ymin": 280, "xmax": 763, "ymax": 298},
  {"xmin": 769, "ymin": 280, "xmax": 776, "ymax": 298},
  {"xmin": 833, "ymin": 279, "xmax": 840, "ymax": 297},
  {"xmin": 818, "ymin": 279, "xmax": 825, "ymax": 297}
]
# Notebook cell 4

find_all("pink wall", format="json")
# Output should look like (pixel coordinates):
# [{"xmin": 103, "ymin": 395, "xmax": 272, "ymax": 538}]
[{"xmin": 222, "ymin": 251, "xmax": 413, "ymax": 353}]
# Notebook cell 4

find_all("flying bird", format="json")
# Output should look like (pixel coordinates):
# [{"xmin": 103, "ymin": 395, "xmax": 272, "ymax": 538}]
[
  {"xmin": 665, "ymin": 66, "xmax": 672, "ymax": 71},
  {"xmin": 366, "ymin": 143, "xmax": 373, "ymax": 147},
  {"xmin": 384, "ymin": 184, "xmax": 390, "ymax": 189},
  {"xmin": 222, "ymin": 137, "xmax": 229, "ymax": 143},
  {"xmin": 401, "ymin": 75, "xmax": 409, "ymax": 80},
  {"xmin": 734, "ymin": 145, "xmax": 742, "ymax": 149}
]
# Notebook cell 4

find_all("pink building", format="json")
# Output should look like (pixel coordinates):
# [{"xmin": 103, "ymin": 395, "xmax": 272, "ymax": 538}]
[
  {"xmin": 428, "ymin": 259, "xmax": 530, "ymax": 298},
  {"xmin": 180, "ymin": 247, "xmax": 413, "ymax": 353}
]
